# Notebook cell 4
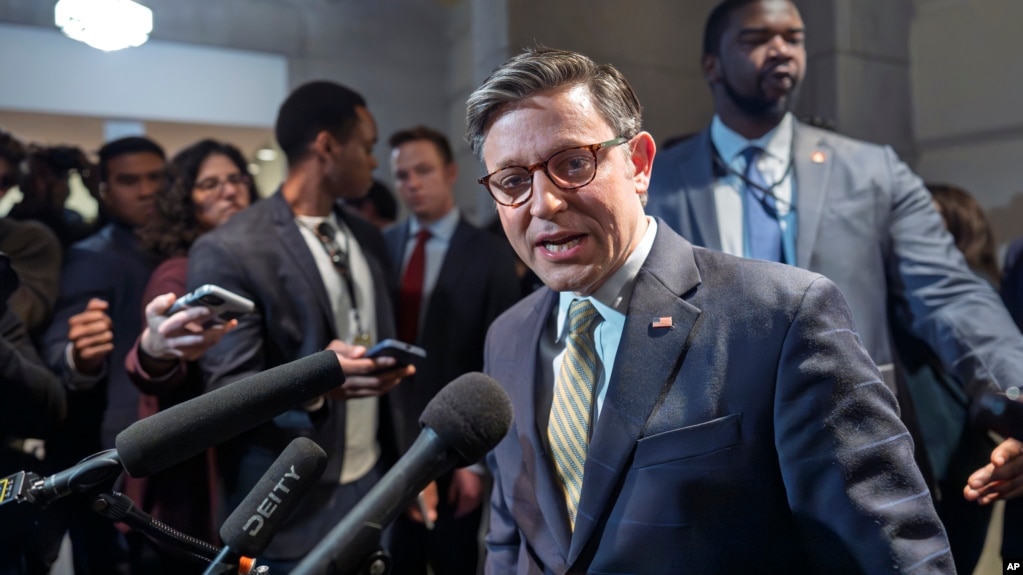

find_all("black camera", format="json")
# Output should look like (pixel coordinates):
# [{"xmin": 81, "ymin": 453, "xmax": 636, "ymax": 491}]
[{"xmin": 41, "ymin": 146, "xmax": 90, "ymax": 175}]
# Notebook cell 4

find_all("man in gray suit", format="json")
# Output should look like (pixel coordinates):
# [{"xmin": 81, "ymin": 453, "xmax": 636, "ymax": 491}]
[{"xmin": 646, "ymin": 1, "xmax": 1023, "ymax": 571}]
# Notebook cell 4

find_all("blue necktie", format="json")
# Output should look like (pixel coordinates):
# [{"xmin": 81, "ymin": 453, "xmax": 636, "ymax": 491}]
[{"xmin": 741, "ymin": 146, "xmax": 783, "ymax": 262}]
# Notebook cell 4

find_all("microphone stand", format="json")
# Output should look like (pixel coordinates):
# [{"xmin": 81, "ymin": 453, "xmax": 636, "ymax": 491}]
[
  {"xmin": 91, "ymin": 491, "xmax": 222, "ymax": 567},
  {"xmin": 1, "ymin": 452, "xmax": 246, "ymax": 572}
]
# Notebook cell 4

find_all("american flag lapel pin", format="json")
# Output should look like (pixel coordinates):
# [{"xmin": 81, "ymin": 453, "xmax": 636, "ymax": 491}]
[
  {"xmin": 652, "ymin": 316, "xmax": 673, "ymax": 329},
  {"xmin": 811, "ymin": 151, "xmax": 826, "ymax": 164}
]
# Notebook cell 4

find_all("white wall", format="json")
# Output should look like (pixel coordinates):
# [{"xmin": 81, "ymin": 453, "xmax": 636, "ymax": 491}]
[
  {"xmin": 911, "ymin": 0, "xmax": 1023, "ymax": 244},
  {"xmin": 0, "ymin": 23, "xmax": 288, "ymax": 128}
]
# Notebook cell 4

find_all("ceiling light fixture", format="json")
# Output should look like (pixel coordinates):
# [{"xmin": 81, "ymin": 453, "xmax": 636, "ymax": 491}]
[{"xmin": 55, "ymin": 0, "xmax": 154, "ymax": 52}]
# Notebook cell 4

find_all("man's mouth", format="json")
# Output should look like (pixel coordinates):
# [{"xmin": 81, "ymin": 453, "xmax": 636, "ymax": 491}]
[
  {"xmin": 538, "ymin": 234, "xmax": 584, "ymax": 253},
  {"xmin": 763, "ymin": 69, "xmax": 795, "ymax": 91}
]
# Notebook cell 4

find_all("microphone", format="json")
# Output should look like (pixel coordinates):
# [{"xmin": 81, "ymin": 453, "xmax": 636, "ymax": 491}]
[
  {"xmin": 291, "ymin": 372, "xmax": 512, "ymax": 575},
  {"xmin": 969, "ymin": 385, "xmax": 1023, "ymax": 440},
  {"xmin": 116, "ymin": 350, "xmax": 342, "ymax": 478},
  {"xmin": 204, "ymin": 437, "xmax": 327, "ymax": 575}
]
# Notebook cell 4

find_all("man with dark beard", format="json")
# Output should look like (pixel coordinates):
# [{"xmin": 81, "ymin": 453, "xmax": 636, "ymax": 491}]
[{"xmin": 647, "ymin": 1, "xmax": 1023, "ymax": 572}]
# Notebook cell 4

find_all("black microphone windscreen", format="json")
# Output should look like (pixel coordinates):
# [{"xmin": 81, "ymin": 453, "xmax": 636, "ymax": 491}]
[
  {"xmin": 219, "ymin": 437, "xmax": 326, "ymax": 558},
  {"xmin": 116, "ymin": 351, "xmax": 342, "ymax": 478},
  {"xmin": 418, "ymin": 372, "xmax": 512, "ymax": 466}
]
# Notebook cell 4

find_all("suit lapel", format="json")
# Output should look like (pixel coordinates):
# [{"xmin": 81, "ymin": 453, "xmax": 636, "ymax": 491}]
[
  {"xmin": 792, "ymin": 125, "xmax": 834, "ymax": 269},
  {"xmin": 430, "ymin": 219, "xmax": 472, "ymax": 314},
  {"xmin": 515, "ymin": 289, "xmax": 576, "ymax": 555},
  {"xmin": 388, "ymin": 221, "xmax": 410, "ymax": 288},
  {"xmin": 568, "ymin": 225, "xmax": 703, "ymax": 564},
  {"xmin": 678, "ymin": 130, "xmax": 723, "ymax": 252},
  {"xmin": 269, "ymin": 192, "xmax": 338, "ymax": 336}
]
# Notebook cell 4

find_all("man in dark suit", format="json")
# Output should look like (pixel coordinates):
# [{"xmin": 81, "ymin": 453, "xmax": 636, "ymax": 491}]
[
  {"xmin": 41, "ymin": 135, "xmax": 166, "ymax": 575},
  {"xmin": 187, "ymin": 81, "xmax": 413, "ymax": 574},
  {"xmin": 383, "ymin": 126, "xmax": 520, "ymax": 574},
  {"xmin": 465, "ymin": 46, "xmax": 953, "ymax": 574},
  {"xmin": 644, "ymin": 1, "xmax": 1023, "ymax": 571}
]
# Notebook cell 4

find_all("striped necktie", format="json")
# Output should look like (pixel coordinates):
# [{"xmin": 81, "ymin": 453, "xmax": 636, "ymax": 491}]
[{"xmin": 548, "ymin": 298, "xmax": 603, "ymax": 529}]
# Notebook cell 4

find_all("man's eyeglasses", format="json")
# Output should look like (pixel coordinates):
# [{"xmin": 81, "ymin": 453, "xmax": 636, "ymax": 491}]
[
  {"xmin": 478, "ymin": 137, "xmax": 630, "ymax": 207},
  {"xmin": 194, "ymin": 172, "xmax": 251, "ymax": 193}
]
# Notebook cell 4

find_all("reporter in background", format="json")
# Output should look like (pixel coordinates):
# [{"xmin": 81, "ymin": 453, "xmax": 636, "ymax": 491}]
[
  {"xmin": 0, "ymin": 256, "xmax": 66, "ymax": 575},
  {"xmin": 187, "ymin": 81, "xmax": 413, "ymax": 574},
  {"xmin": 121, "ymin": 139, "xmax": 256, "ymax": 573},
  {"xmin": 41, "ymin": 136, "xmax": 167, "ymax": 575},
  {"xmin": 8, "ymin": 144, "xmax": 99, "ymax": 249},
  {"xmin": 0, "ymin": 130, "xmax": 62, "ymax": 337}
]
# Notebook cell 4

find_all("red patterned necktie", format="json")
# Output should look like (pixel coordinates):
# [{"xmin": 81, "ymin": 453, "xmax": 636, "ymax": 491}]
[{"xmin": 398, "ymin": 229, "xmax": 431, "ymax": 343}]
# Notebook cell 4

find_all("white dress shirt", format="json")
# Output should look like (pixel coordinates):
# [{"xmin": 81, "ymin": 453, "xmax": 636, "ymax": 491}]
[{"xmin": 709, "ymin": 112, "xmax": 796, "ymax": 258}]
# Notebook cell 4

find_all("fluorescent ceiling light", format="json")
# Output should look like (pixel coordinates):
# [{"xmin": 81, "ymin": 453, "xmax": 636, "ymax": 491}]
[{"xmin": 55, "ymin": 0, "xmax": 154, "ymax": 52}]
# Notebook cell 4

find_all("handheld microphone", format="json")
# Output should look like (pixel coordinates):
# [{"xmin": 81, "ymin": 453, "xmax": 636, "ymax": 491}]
[
  {"xmin": 291, "ymin": 372, "xmax": 512, "ymax": 575},
  {"xmin": 116, "ymin": 350, "xmax": 342, "ymax": 478},
  {"xmin": 204, "ymin": 437, "xmax": 327, "ymax": 575}
]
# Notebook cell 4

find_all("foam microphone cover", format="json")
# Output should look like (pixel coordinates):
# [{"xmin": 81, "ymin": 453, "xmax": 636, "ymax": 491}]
[
  {"xmin": 116, "ymin": 350, "xmax": 342, "ymax": 478},
  {"xmin": 418, "ymin": 372, "xmax": 513, "ymax": 466},
  {"xmin": 220, "ymin": 437, "xmax": 327, "ymax": 558}
]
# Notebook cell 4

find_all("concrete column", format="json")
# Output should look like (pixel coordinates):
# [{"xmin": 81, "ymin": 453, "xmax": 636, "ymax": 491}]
[{"xmin": 794, "ymin": 0, "xmax": 917, "ymax": 161}]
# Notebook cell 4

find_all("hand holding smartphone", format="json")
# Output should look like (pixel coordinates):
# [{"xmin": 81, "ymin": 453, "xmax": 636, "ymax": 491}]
[
  {"xmin": 365, "ymin": 338, "xmax": 427, "ymax": 370},
  {"xmin": 166, "ymin": 284, "xmax": 255, "ymax": 325}
]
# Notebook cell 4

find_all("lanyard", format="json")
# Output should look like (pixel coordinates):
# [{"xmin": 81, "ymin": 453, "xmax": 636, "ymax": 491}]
[
  {"xmin": 711, "ymin": 143, "xmax": 798, "ymax": 265},
  {"xmin": 711, "ymin": 143, "xmax": 796, "ymax": 214},
  {"xmin": 302, "ymin": 219, "xmax": 369, "ymax": 344}
]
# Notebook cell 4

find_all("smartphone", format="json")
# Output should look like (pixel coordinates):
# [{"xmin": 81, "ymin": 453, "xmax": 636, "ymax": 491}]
[
  {"xmin": 365, "ymin": 338, "xmax": 427, "ymax": 369},
  {"xmin": 166, "ymin": 284, "xmax": 255, "ymax": 324}
]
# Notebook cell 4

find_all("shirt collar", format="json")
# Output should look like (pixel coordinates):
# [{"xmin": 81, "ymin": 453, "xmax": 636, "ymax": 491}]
[
  {"xmin": 710, "ymin": 112, "xmax": 794, "ymax": 164},
  {"xmin": 408, "ymin": 207, "xmax": 460, "ymax": 241},
  {"xmin": 556, "ymin": 217, "xmax": 658, "ymax": 340}
]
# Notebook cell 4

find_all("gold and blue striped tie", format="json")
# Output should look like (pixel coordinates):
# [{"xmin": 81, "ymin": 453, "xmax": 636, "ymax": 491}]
[{"xmin": 548, "ymin": 298, "xmax": 602, "ymax": 530}]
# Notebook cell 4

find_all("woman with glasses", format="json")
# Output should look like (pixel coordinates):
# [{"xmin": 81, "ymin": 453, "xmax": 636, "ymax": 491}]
[{"xmin": 122, "ymin": 139, "xmax": 258, "ymax": 574}]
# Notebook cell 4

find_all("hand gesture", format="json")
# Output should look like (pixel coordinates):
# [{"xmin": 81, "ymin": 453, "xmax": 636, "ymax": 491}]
[
  {"xmin": 68, "ymin": 298, "xmax": 113, "ymax": 375},
  {"xmin": 964, "ymin": 437, "xmax": 1023, "ymax": 504}
]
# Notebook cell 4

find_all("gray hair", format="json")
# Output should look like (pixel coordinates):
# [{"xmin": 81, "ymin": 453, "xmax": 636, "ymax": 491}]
[{"xmin": 465, "ymin": 47, "xmax": 643, "ymax": 161}]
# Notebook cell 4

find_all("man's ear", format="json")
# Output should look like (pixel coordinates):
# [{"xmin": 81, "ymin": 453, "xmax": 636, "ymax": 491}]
[
  {"xmin": 313, "ymin": 130, "xmax": 337, "ymax": 158},
  {"xmin": 702, "ymin": 53, "xmax": 721, "ymax": 84},
  {"xmin": 629, "ymin": 132, "xmax": 656, "ymax": 194}
]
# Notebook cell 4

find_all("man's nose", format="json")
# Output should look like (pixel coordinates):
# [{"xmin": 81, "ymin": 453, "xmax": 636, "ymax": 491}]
[{"xmin": 528, "ymin": 170, "xmax": 567, "ymax": 219}]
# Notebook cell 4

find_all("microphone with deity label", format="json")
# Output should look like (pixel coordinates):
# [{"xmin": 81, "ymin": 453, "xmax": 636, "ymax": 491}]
[{"xmin": 203, "ymin": 437, "xmax": 327, "ymax": 575}]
